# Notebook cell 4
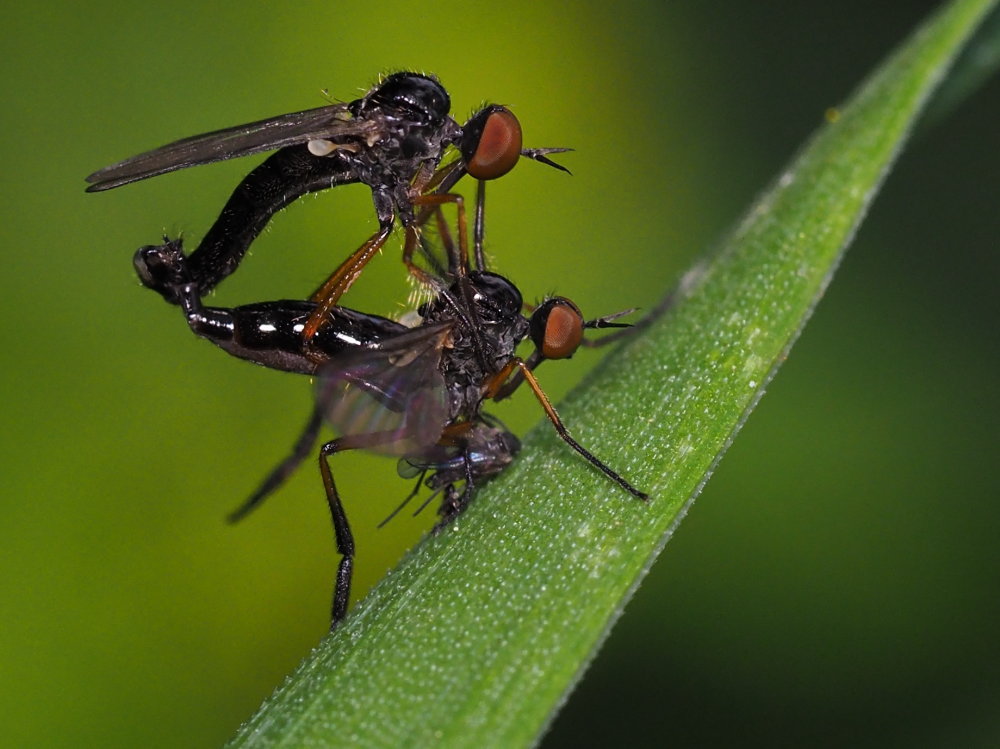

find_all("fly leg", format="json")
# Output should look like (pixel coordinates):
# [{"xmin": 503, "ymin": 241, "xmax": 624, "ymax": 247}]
[
  {"xmin": 228, "ymin": 408, "xmax": 410, "ymax": 627},
  {"xmin": 303, "ymin": 185, "xmax": 475, "ymax": 341},
  {"xmin": 301, "ymin": 188, "xmax": 396, "ymax": 340},
  {"xmin": 402, "ymin": 192, "xmax": 470, "ymax": 284},
  {"xmin": 432, "ymin": 444, "xmax": 477, "ymax": 532},
  {"xmin": 402, "ymin": 192, "xmax": 493, "ymax": 368},
  {"xmin": 228, "ymin": 409, "xmax": 326, "ymax": 523},
  {"xmin": 318, "ymin": 429, "xmax": 414, "ymax": 626},
  {"xmin": 484, "ymin": 360, "xmax": 648, "ymax": 500},
  {"xmin": 510, "ymin": 360, "xmax": 648, "ymax": 500}
]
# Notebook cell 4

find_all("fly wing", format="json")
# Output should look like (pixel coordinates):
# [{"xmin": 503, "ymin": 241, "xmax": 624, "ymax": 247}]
[
  {"xmin": 85, "ymin": 102, "xmax": 374, "ymax": 191},
  {"xmin": 316, "ymin": 322, "xmax": 453, "ymax": 457}
]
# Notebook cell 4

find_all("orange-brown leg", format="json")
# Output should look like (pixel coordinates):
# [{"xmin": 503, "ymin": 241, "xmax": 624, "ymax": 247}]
[
  {"xmin": 492, "ymin": 359, "xmax": 649, "ymax": 500},
  {"xmin": 302, "ymin": 224, "xmax": 393, "ymax": 340},
  {"xmin": 302, "ymin": 174, "xmax": 472, "ymax": 342},
  {"xmin": 403, "ymin": 192, "xmax": 470, "ymax": 282}
]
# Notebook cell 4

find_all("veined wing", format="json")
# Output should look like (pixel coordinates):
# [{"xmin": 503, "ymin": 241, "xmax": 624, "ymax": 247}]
[
  {"xmin": 316, "ymin": 321, "xmax": 454, "ymax": 457},
  {"xmin": 85, "ymin": 102, "xmax": 375, "ymax": 191}
]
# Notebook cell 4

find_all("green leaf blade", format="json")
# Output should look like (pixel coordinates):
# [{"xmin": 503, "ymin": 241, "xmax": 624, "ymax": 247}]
[{"xmin": 227, "ymin": 1, "xmax": 998, "ymax": 746}]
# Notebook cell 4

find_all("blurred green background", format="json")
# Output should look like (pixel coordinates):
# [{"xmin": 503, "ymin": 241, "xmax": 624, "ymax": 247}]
[{"xmin": 2, "ymin": 2, "xmax": 998, "ymax": 747}]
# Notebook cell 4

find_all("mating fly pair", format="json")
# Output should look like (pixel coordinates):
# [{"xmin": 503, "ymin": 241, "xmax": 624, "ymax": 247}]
[
  {"xmin": 86, "ymin": 71, "xmax": 646, "ymax": 625},
  {"xmin": 153, "ymin": 194, "xmax": 646, "ymax": 623}
]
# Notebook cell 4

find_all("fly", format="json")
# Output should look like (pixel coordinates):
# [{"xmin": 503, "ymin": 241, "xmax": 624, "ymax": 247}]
[{"xmin": 86, "ymin": 72, "xmax": 570, "ymax": 339}]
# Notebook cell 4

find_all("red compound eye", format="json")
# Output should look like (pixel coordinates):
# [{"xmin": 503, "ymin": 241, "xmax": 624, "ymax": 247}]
[
  {"xmin": 530, "ymin": 298, "xmax": 584, "ymax": 360},
  {"xmin": 462, "ymin": 106, "xmax": 523, "ymax": 181}
]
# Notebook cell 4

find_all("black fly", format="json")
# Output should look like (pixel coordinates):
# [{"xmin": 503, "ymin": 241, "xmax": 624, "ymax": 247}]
[{"xmin": 86, "ymin": 72, "xmax": 570, "ymax": 340}]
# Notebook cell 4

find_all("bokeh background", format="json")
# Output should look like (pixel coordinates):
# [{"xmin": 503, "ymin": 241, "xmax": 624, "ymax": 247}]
[{"xmin": 3, "ymin": 2, "xmax": 998, "ymax": 747}]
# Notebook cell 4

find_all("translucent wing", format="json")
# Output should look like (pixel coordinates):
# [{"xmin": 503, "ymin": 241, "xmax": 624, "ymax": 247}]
[
  {"xmin": 85, "ymin": 103, "xmax": 375, "ymax": 191},
  {"xmin": 316, "ymin": 321, "xmax": 453, "ymax": 457}
]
